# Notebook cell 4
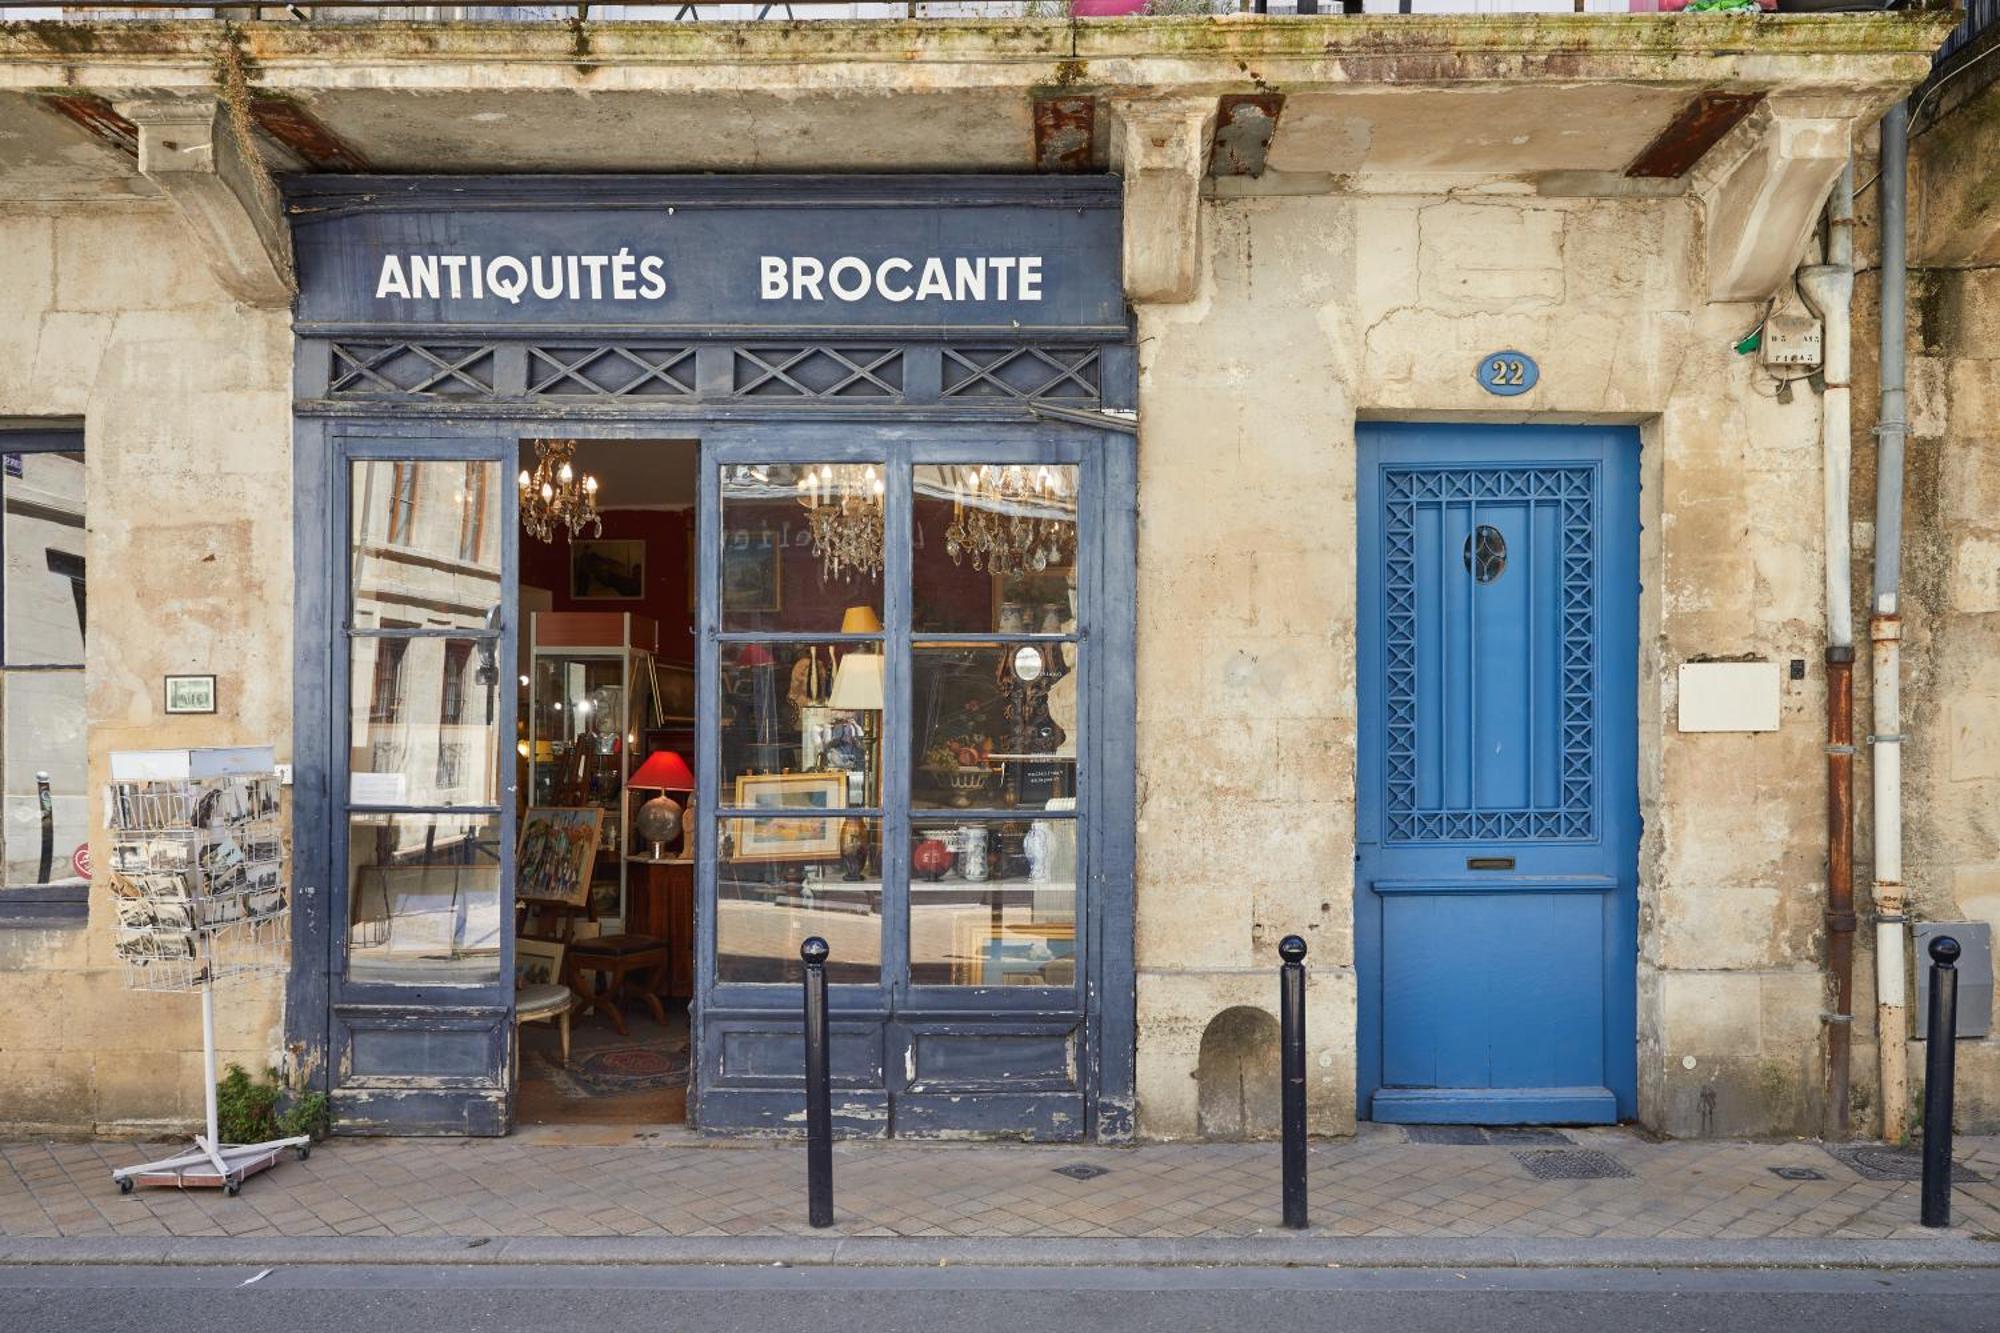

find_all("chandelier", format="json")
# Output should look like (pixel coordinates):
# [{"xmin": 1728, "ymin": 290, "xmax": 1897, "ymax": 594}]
[
  {"xmin": 518, "ymin": 438, "xmax": 603, "ymax": 544},
  {"xmin": 796, "ymin": 464, "xmax": 886, "ymax": 581},
  {"xmin": 945, "ymin": 465, "xmax": 1075, "ymax": 576}
]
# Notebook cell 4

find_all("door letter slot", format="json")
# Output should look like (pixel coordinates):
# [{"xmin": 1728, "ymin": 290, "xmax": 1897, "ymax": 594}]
[{"xmin": 1466, "ymin": 856, "xmax": 1516, "ymax": 871}]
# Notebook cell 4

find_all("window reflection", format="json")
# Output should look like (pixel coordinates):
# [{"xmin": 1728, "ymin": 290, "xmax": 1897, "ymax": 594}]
[
  {"xmin": 716, "ymin": 816, "xmax": 882, "ymax": 984},
  {"xmin": 914, "ymin": 464, "xmax": 1076, "ymax": 634},
  {"xmin": 347, "ymin": 813, "xmax": 503, "ymax": 984},
  {"xmin": 350, "ymin": 460, "xmax": 504, "ymax": 632},
  {"xmin": 913, "ymin": 645, "xmax": 1078, "ymax": 811},
  {"xmin": 349, "ymin": 637, "xmax": 500, "ymax": 808},
  {"xmin": 721, "ymin": 640, "xmax": 882, "ymax": 804},
  {"xmin": 908, "ymin": 816, "xmax": 1076, "ymax": 988},
  {"xmin": 721, "ymin": 464, "xmax": 883, "ymax": 633}
]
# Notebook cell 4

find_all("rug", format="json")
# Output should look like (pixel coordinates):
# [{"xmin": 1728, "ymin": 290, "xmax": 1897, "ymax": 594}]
[{"xmin": 529, "ymin": 1037, "xmax": 691, "ymax": 1099}]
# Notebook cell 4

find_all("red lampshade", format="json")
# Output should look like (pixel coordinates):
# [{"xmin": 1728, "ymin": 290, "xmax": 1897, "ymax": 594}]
[{"xmin": 629, "ymin": 750, "xmax": 695, "ymax": 792}]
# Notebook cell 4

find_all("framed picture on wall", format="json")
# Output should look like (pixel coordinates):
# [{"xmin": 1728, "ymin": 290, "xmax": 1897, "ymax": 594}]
[
  {"xmin": 571, "ymin": 539, "xmax": 646, "ymax": 600},
  {"xmin": 727, "ymin": 772, "xmax": 845, "ymax": 861},
  {"xmin": 722, "ymin": 531, "xmax": 782, "ymax": 612}
]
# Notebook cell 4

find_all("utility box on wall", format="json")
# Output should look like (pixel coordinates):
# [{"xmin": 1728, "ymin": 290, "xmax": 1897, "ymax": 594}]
[
  {"xmin": 1676, "ymin": 661, "xmax": 1781, "ymax": 732},
  {"xmin": 1916, "ymin": 921, "xmax": 1993, "ymax": 1039}
]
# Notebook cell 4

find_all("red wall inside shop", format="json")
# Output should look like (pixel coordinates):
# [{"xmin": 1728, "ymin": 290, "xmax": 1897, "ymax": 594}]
[{"xmin": 520, "ymin": 509, "xmax": 695, "ymax": 664}]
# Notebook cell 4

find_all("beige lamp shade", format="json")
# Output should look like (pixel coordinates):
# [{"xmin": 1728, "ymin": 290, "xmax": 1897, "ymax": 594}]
[
  {"xmin": 840, "ymin": 605, "xmax": 883, "ymax": 635},
  {"xmin": 827, "ymin": 650, "xmax": 884, "ymax": 711}
]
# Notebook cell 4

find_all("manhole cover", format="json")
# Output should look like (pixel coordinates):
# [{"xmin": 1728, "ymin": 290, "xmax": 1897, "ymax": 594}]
[
  {"xmin": 1483, "ymin": 1127, "xmax": 1572, "ymax": 1147},
  {"xmin": 1514, "ymin": 1149, "xmax": 1633, "ymax": 1181},
  {"xmin": 1769, "ymin": 1165, "xmax": 1827, "ymax": 1182},
  {"xmin": 1405, "ymin": 1125, "xmax": 1488, "ymax": 1146},
  {"xmin": 1823, "ymin": 1143, "xmax": 1983, "ymax": 1183},
  {"xmin": 1053, "ymin": 1163, "xmax": 1109, "ymax": 1181}
]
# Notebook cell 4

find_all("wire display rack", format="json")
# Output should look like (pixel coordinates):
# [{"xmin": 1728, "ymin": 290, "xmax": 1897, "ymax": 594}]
[{"xmin": 105, "ymin": 747, "xmax": 311, "ymax": 1197}]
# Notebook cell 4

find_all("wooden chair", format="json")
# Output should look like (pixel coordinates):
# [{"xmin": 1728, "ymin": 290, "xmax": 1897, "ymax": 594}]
[{"xmin": 518, "ymin": 895, "xmax": 669, "ymax": 1037}]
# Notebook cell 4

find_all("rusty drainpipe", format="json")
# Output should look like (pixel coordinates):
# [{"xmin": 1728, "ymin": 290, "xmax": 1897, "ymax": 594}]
[{"xmin": 1799, "ymin": 165, "xmax": 1858, "ymax": 1139}]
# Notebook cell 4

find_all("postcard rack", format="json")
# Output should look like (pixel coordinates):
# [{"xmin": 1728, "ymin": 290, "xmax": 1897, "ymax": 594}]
[{"xmin": 105, "ymin": 746, "xmax": 311, "ymax": 1197}]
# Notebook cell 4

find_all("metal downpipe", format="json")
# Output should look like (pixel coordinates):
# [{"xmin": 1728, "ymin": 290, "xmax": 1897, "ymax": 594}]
[
  {"xmin": 1873, "ymin": 101, "xmax": 1911, "ymax": 1145},
  {"xmin": 1798, "ymin": 164, "xmax": 1858, "ymax": 1139}
]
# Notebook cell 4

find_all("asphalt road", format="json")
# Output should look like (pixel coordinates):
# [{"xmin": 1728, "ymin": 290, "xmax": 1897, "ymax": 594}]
[{"xmin": 0, "ymin": 1263, "xmax": 1995, "ymax": 1333}]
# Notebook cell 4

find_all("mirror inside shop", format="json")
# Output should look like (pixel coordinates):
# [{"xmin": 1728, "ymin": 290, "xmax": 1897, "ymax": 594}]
[{"xmin": 344, "ymin": 440, "xmax": 1081, "ymax": 1126}]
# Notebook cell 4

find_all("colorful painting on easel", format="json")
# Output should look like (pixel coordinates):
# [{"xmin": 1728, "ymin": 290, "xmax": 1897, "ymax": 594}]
[{"xmin": 516, "ymin": 807, "xmax": 602, "ymax": 907}]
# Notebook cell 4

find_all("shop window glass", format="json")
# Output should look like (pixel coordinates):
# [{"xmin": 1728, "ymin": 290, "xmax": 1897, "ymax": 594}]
[
  {"xmin": 2, "ymin": 445, "xmax": 87, "ymax": 891},
  {"xmin": 716, "ymin": 815, "xmax": 882, "ymax": 984},
  {"xmin": 347, "ymin": 812, "xmax": 503, "ymax": 983},
  {"xmin": 351, "ymin": 460, "xmax": 503, "ymax": 632},
  {"xmin": 721, "ymin": 463, "xmax": 882, "ymax": 634}
]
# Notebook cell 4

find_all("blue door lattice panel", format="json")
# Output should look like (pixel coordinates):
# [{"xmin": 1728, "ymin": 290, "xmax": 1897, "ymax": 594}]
[{"xmin": 1381, "ymin": 465, "xmax": 1597, "ymax": 844}]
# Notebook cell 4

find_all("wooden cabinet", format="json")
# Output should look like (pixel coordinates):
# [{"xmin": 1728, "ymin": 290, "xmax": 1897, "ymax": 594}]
[{"xmin": 628, "ymin": 857, "xmax": 695, "ymax": 999}]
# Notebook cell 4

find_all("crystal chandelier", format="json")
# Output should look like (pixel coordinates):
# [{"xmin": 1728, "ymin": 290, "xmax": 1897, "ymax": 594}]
[
  {"xmin": 518, "ymin": 438, "xmax": 603, "ymax": 544},
  {"xmin": 796, "ymin": 463, "xmax": 886, "ymax": 581},
  {"xmin": 945, "ymin": 465, "xmax": 1075, "ymax": 576}
]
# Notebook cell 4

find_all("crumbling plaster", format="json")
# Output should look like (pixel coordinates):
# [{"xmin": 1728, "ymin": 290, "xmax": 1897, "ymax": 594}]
[
  {"xmin": 1132, "ymin": 182, "xmax": 1833, "ymax": 1140},
  {"xmin": 0, "ymin": 202, "xmax": 291, "ymax": 1137}
]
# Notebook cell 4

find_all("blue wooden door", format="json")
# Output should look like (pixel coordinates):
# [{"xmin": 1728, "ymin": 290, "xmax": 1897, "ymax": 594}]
[{"xmin": 1356, "ymin": 423, "xmax": 1638, "ymax": 1124}]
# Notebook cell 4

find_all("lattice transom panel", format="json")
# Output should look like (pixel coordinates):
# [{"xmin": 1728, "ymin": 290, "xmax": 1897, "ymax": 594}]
[
  {"xmin": 731, "ymin": 346, "xmax": 903, "ymax": 399},
  {"xmin": 329, "ymin": 343, "xmax": 497, "ymax": 398},
  {"xmin": 942, "ymin": 346, "xmax": 1100, "ymax": 401},
  {"xmin": 1381, "ymin": 465, "xmax": 1598, "ymax": 845},
  {"xmin": 528, "ymin": 345, "xmax": 696, "ymax": 397}
]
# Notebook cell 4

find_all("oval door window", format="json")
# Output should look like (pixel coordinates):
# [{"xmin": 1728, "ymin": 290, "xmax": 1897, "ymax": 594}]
[{"xmin": 1463, "ymin": 524, "xmax": 1507, "ymax": 583}]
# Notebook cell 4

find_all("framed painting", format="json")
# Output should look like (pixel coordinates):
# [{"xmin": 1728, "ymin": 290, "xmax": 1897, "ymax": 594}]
[
  {"xmin": 514, "ymin": 936, "xmax": 566, "ymax": 989},
  {"xmin": 571, "ymin": 539, "xmax": 646, "ymax": 600},
  {"xmin": 722, "ymin": 531, "xmax": 782, "ymax": 612},
  {"xmin": 516, "ymin": 806, "xmax": 603, "ymax": 907},
  {"xmin": 727, "ymin": 772, "xmax": 845, "ymax": 861}
]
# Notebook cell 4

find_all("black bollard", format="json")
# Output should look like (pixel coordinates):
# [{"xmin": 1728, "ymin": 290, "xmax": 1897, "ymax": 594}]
[
  {"xmin": 1279, "ymin": 934, "xmax": 1309, "ymax": 1230},
  {"xmin": 802, "ymin": 936, "xmax": 833, "ymax": 1228},
  {"xmin": 1921, "ymin": 934, "xmax": 1961, "ymax": 1229}
]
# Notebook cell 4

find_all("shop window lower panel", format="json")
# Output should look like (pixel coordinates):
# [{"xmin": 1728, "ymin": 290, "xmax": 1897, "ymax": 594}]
[
  {"xmin": 891, "ymin": 1019, "xmax": 1086, "ymax": 1141},
  {"xmin": 328, "ymin": 1004, "xmax": 510, "ymax": 1137}
]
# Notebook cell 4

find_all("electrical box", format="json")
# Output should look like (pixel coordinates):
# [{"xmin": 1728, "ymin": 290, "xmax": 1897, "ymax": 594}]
[
  {"xmin": 1761, "ymin": 302, "xmax": 1823, "ymax": 369},
  {"xmin": 1916, "ymin": 922, "xmax": 1993, "ymax": 1040},
  {"xmin": 1676, "ymin": 661, "xmax": 1781, "ymax": 733}
]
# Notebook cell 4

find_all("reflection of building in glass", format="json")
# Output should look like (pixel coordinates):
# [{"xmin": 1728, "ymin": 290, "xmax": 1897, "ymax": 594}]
[{"xmin": 2, "ymin": 450, "xmax": 86, "ymax": 888}]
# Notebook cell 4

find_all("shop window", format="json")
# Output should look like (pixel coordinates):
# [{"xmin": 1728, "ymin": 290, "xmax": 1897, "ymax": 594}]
[{"xmin": 0, "ymin": 431, "xmax": 87, "ymax": 926}]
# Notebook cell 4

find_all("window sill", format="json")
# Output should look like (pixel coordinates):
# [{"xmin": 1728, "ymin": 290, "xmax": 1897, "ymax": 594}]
[{"xmin": 0, "ymin": 883, "xmax": 88, "ymax": 930}]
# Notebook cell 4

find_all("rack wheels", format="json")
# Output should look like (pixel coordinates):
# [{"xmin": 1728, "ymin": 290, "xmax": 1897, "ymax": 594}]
[
  {"xmin": 223, "ymin": 1181, "xmax": 240, "ymax": 1197},
  {"xmin": 117, "ymin": 1177, "xmax": 133, "ymax": 1195},
  {"xmin": 296, "ymin": 1143, "xmax": 311, "ymax": 1161}
]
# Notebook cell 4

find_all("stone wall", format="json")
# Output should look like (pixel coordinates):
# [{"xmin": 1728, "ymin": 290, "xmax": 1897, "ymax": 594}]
[
  {"xmin": 0, "ymin": 202, "xmax": 293, "ymax": 1136},
  {"xmin": 1132, "ymin": 185, "xmax": 1834, "ymax": 1139}
]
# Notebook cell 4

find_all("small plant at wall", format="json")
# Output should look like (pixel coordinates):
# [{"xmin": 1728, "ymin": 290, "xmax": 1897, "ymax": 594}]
[{"xmin": 215, "ymin": 1063, "xmax": 332, "ymax": 1144}]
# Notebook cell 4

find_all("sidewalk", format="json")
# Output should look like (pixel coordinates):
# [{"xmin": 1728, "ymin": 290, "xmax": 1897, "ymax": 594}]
[{"xmin": 3, "ymin": 1123, "xmax": 1998, "ymax": 1266}]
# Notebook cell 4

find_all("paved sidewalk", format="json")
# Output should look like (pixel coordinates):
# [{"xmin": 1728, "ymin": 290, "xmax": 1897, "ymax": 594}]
[{"xmin": 3, "ymin": 1124, "xmax": 1998, "ymax": 1254}]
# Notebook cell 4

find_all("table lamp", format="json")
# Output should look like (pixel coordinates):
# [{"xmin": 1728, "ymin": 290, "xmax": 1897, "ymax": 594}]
[{"xmin": 629, "ymin": 749, "xmax": 696, "ymax": 859}]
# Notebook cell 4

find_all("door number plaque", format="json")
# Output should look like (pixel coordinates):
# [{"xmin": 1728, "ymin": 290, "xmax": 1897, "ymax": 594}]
[{"xmin": 1476, "ymin": 351, "xmax": 1539, "ymax": 397}]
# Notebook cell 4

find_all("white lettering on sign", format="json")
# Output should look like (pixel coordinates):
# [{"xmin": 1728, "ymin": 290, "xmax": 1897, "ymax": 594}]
[
  {"xmin": 760, "ymin": 255, "xmax": 1044, "ymax": 303},
  {"xmin": 375, "ymin": 251, "xmax": 668, "ymax": 304}
]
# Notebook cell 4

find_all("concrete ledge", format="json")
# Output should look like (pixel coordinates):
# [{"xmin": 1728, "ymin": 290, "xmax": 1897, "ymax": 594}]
[{"xmin": 1, "ymin": 1234, "xmax": 1995, "ymax": 1270}]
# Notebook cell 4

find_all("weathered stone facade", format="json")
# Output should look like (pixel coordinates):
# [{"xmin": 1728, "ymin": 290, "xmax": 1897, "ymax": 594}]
[
  {"xmin": 0, "ymin": 204, "xmax": 291, "ymax": 1135},
  {"xmin": 0, "ymin": 14, "xmax": 1965, "ymax": 1140}
]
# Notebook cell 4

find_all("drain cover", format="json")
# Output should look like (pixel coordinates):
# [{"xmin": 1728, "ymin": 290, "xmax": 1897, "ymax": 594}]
[
  {"xmin": 1823, "ymin": 1143, "xmax": 1983, "ymax": 1183},
  {"xmin": 1405, "ymin": 1125, "xmax": 1488, "ymax": 1146},
  {"xmin": 1483, "ymin": 1127, "xmax": 1572, "ymax": 1147},
  {"xmin": 1053, "ymin": 1163, "xmax": 1109, "ymax": 1181},
  {"xmin": 1514, "ymin": 1149, "xmax": 1633, "ymax": 1181},
  {"xmin": 1769, "ymin": 1165, "xmax": 1827, "ymax": 1182}
]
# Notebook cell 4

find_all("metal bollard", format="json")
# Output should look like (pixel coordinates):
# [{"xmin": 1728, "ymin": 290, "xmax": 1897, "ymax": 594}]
[
  {"xmin": 801, "ymin": 936, "xmax": 834, "ymax": 1228},
  {"xmin": 1922, "ymin": 934, "xmax": 1961, "ymax": 1229},
  {"xmin": 1279, "ymin": 934, "xmax": 1309, "ymax": 1230}
]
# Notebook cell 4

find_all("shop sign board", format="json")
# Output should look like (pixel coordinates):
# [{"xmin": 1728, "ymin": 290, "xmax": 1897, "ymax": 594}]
[{"xmin": 290, "ymin": 178, "xmax": 1127, "ymax": 333}]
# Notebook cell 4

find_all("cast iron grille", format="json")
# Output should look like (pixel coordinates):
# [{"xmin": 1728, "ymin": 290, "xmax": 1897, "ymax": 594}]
[
  {"xmin": 329, "ymin": 342, "xmax": 497, "ymax": 398},
  {"xmin": 1513, "ymin": 1149, "xmax": 1632, "ymax": 1181},
  {"xmin": 528, "ymin": 345, "xmax": 696, "ymax": 397},
  {"xmin": 731, "ymin": 346, "xmax": 903, "ymax": 399},
  {"xmin": 942, "ymin": 346, "xmax": 1100, "ymax": 402},
  {"xmin": 1822, "ymin": 1143, "xmax": 1983, "ymax": 1183}
]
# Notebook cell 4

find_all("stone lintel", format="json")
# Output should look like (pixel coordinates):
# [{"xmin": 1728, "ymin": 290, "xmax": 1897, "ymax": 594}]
[
  {"xmin": 1114, "ymin": 97, "xmax": 1217, "ymax": 307},
  {"xmin": 121, "ymin": 97, "xmax": 294, "ymax": 309}
]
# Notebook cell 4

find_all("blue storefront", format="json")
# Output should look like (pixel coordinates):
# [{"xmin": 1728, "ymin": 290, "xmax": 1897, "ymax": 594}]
[{"xmin": 284, "ymin": 176, "xmax": 1138, "ymax": 1139}]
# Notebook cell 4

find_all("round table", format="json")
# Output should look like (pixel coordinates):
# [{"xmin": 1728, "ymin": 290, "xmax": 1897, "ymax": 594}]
[{"xmin": 516, "ymin": 982, "xmax": 574, "ymax": 1067}]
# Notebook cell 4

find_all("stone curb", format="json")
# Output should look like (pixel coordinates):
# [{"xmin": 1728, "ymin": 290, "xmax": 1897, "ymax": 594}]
[{"xmin": 0, "ymin": 1234, "xmax": 1995, "ymax": 1269}]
